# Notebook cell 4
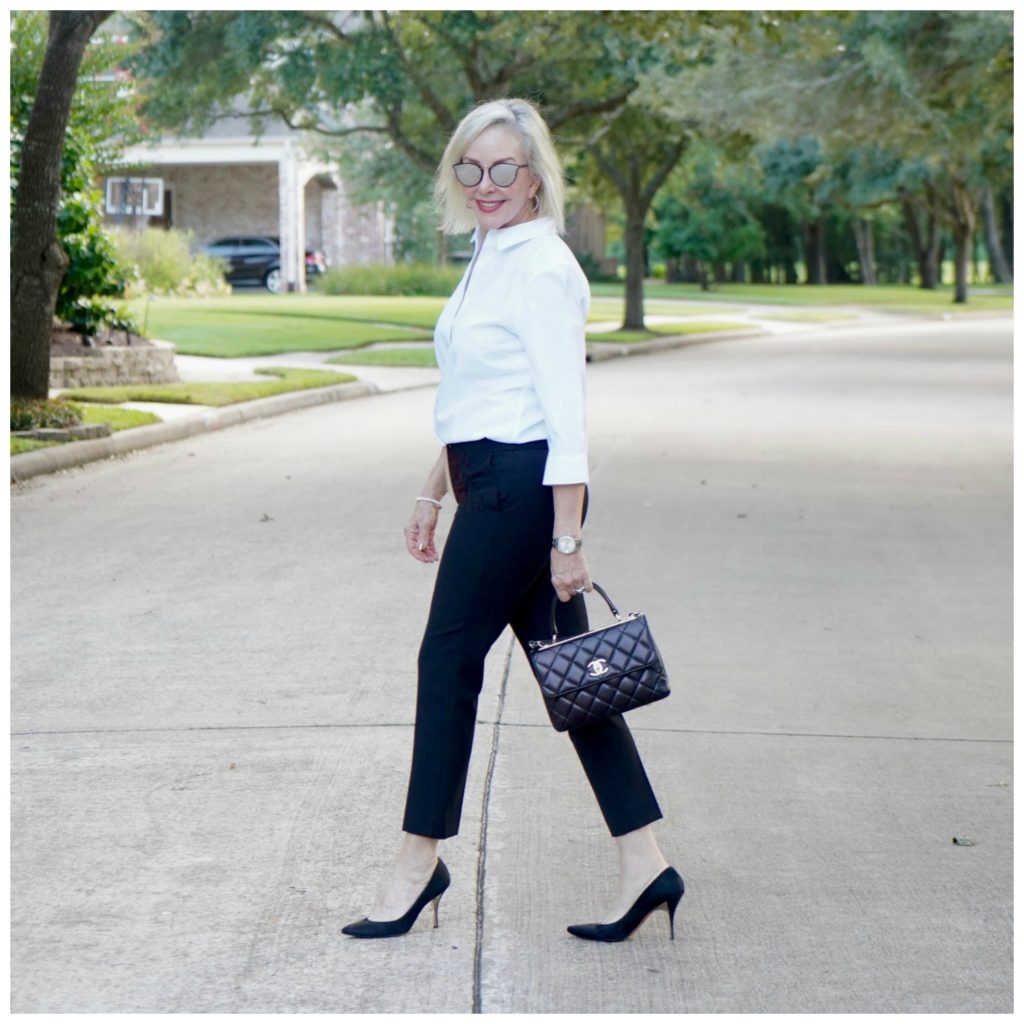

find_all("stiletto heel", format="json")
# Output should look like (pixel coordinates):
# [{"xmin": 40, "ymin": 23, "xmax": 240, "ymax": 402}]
[
  {"xmin": 665, "ymin": 891, "xmax": 682, "ymax": 940},
  {"xmin": 567, "ymin": 866, "xmax": 684, "ymax": 943},
  {"xmin": 341, "ymin": 859, "xmax": 450, "ymax": 939}
]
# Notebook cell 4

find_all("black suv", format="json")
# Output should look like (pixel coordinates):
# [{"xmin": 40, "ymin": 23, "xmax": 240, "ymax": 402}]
[{"xmin": 201, "ymin": 236, "xmax": 328, "ymax": 293}]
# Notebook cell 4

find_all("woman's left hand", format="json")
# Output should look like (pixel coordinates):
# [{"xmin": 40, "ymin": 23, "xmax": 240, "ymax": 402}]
[{"xmin": 551, "ymin": 549, "xmax": 592, "ymax": 603}]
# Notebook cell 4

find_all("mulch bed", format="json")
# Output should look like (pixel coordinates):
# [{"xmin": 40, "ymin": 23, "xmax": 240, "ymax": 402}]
[{"xmin": 52, "ymin": 328, "xmax": 153, "ymax": 358}]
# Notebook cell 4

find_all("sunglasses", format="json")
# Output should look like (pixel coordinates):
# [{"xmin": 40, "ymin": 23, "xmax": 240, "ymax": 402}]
[{"xmin": 453, "ymin": 160, "xmax": 529, "ymax": 188}]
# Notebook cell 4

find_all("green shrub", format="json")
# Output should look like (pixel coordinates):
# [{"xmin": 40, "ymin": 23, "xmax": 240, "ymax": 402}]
[
  {"xmin": 51, "ymin": 133, "xmax": 136, "ymax": 336},
  {"xmin": 64, "ymin": 295, "xmax": 139, "ymax": 339},
  {"xmin": 319, "ymin": 262, "xmax": 464, "ymax": 297},
  {"xmin": 11, "ymin": 397, "xmax": 83, "ymax": 431},
  {"xmin": 109, "ymin": 227, "xmax": 231, "ymax": 297}
]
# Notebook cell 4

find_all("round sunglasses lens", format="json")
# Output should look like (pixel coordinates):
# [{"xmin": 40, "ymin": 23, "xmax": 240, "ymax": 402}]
[
  {"xmin": 454, "ymin": 163, "xmax": 482, "ymax": 187},
  {"xmin": 490, "ymin": 164, "xmax": 518, "ymax": 187}
]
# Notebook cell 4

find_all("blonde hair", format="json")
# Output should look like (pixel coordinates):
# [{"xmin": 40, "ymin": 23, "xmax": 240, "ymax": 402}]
[{"xmin": 434, "ymin": 97, "xmax": 566, "ymax": 236}]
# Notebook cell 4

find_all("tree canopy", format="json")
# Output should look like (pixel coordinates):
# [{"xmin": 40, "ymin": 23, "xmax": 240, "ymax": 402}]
[
  {"xmin": 120, "ymin": 11, "xmax": 1013, "ymax": 307},
  {"xmin": 638, "ymin": 9, "xmax": 1012, "ymax": 299}
]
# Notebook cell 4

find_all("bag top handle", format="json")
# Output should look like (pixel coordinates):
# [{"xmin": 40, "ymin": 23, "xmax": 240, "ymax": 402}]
[{"xmin": 549, "ymin": 581, "xmax": 621, "ymax": 641}]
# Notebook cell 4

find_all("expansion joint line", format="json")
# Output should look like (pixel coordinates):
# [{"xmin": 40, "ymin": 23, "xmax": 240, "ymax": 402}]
[{"xmin": 472, "ymin": 634, "xmax": 513, "ymax": 1014}]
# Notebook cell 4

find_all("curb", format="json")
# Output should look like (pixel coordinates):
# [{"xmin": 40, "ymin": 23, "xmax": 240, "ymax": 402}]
[
  {"xmin": 586, "ymin": 326, "xmax": 764, "ymax": 362},
  {"xmin": 894, "ymin": 310, "xmax": 1014, "ymax": 322},
  {"xmin": 11, "ymin": 379, "xmax": 378, "ymax": 484}
]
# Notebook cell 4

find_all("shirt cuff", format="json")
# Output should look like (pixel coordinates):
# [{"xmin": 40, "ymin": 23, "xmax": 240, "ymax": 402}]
[{"xmin": 542, "ymin": 451, "xmax": 589, "ymax": 485}]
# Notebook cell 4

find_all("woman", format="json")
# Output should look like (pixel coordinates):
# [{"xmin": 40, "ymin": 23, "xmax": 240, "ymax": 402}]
[{"xmin": 342, "ymin": 98, "xmax": 683, "ymax": 943}]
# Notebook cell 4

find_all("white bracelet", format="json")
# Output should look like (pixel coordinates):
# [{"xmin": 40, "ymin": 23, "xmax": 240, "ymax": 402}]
[{"xmin": 416, "ymin": 496, "xmax": 443, "ymax": 508}]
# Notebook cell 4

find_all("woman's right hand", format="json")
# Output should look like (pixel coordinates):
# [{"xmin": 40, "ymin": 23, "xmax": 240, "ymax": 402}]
[{"xmin": 404, "ymin": 502, "xmax": 440, "ymax": 563}]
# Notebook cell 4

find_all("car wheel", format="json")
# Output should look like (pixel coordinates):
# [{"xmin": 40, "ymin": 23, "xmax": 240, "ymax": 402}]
[{"xmin": 264, "ymin": 268, "xmax": 282, "ymax": 294}]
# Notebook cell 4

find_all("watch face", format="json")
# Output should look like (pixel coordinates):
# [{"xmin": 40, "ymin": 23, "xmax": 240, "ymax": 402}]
[{"xmin": 556, "ymin": 537, "xmax": 578, "ymax": 554}]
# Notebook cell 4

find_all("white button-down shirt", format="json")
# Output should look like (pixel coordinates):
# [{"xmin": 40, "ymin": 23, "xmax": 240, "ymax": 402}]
[{"xmin": 433, "ymin": 217, "xmax": 590, "ymax": 485}]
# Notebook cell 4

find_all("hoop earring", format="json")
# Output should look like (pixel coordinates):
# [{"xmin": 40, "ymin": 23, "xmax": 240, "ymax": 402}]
[{"xmin": 530, "ymin": 194, "xmax": 541, "ymax": 214}]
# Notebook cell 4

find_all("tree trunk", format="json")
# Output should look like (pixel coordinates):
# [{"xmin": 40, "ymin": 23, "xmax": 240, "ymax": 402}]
[
  {"xmin": 587, "ymin": 119, "xmax": 686, "ymax": 332},
  {"xmin": 851, "ymin": 219, "xmax": 877, "ymax": 285},
  {"xmin": 902, "ymin": 196, "xmax": 942, "ymax": 289},
  {"xmin": 11, "ymin": 11, "xmax": 110, "ymax": 398},
  {"xmin": 924, "ymin": 224, "xmax": 942, "ymax": 289},
  {"xmin": 732, "ymin": 262, "xmax": 746, "ymax": 284},
  {"xmin": 864, "ymin": 222, "xmax": 876, "ymax": 285},
  {"xmin": 902, "ymin": 202, "xmax": 924, "ymax": 283},
  {"xmin": 803, "ymin": 219, "xmax": 827, "ymax": 284},
  {"xmin": 952, "ymin": 225, "xmax": 971, "ymax": 303},
  {"xmin": 815, "ymin": 219, "xmax": 828, "ymax": 284},
  {"xmin": 622, "ymin": 206, "xmax": 646, "ymax": 330},
  {"xmin": 950, "ymin": 181, "xmax": 977, "ymax": 304},
  {"xmin": 999, "ymin": 188, "xmax": 1013, "ymax": 275},
  {"xmin": 981, "ymin": 184, "xmax": 1012, "ymax": 283}
]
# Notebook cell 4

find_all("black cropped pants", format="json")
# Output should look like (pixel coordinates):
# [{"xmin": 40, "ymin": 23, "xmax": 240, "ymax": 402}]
[{"xmin": 402, "ymin": 438, "xmax": 663, "ymax": 840}]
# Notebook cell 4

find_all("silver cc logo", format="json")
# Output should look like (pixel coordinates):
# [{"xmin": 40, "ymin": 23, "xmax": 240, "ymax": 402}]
[{"xmin": 587, "ymin": 658, "xmax": 610, "ymax": 678}]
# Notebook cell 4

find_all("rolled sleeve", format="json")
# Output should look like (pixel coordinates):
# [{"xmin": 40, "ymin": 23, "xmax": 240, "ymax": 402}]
[
  {"xmin": 517, "ymin": 263, "xmax": 590, "ymax": 485},
  {"xmin": 541, "ymin": 451, "xmax": 591, "ymax": 485}
]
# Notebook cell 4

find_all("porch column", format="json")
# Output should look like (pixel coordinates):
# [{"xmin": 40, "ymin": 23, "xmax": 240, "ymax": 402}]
[{"xmin": 277, "ymin": 140, "xmax": 306, "ymax": 292}]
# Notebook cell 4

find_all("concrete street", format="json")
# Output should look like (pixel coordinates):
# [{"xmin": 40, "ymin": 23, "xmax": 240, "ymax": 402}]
[{"xmin": 11, "ymin": 316, "xmax": 1012, "ymax": 1012}]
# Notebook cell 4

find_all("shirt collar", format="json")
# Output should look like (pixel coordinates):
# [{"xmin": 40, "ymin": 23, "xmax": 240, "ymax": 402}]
[{"xmin": 472, "ymin": 216, "xmax": 556, "ymax": 252}]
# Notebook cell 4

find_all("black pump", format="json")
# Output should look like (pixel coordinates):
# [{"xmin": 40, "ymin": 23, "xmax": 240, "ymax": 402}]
[
  {"xmin": 567, "ymin": 866, "xmax": 684, "ymax": 943},
  {"xmin": 341, "ymin": 859, "xmax": 451, "ymax": 939}
]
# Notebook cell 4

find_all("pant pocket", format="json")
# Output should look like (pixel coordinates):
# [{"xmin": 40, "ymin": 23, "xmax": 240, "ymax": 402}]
[{"xmin": 448, "ymin": 450, "xmax": 500, "ymax": 512}]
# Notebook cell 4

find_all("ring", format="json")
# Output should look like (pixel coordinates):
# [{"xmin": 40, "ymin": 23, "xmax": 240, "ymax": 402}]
[{"xmin": 575, "ymin": 586, "xmax": 585, "ymax": 594}]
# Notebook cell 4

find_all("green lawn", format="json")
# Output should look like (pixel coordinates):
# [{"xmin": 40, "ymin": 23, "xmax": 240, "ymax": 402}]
[
  {"xmin": 590, "ymin": 281, "xmax": 1014, "ymax": 313},
  {"xmin": 588, "ymin": 298, "xmax": 738, "ymax": 319},
  {"xmin": 60, "ymin": 367, "xmax": 358, "ymax": 406},
  {"xmin": 322, "ymin": 322, "xmax": 750, "ymax": 364},
  {"xmin": 119, "ymin": 283, "xmax": 1010, "ymax": 362},
  {"xmin": 587, "ymin": 321, "xmax": 750, "ymax": 343},
  {"xmin": 10, "ymin": 404, "xmax": 161, "ymax": 455},
  {"xmin": 11, "ymin": 436, "xmax": 59, "ymax": 455},
  {"xmin": 327, "ymin": 347, "xmax": 438, "ymax": 368},
  {"xmin": 125, "ymin": 294, "xmax": 439, "ymax": 357},
  {"xmin": 77, "ymin": 404, "xmax": 162, "ymax": 430}
]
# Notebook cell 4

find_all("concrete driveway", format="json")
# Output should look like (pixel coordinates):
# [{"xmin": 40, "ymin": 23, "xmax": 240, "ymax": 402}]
[{"xmin": 11, "ymin": 316, "xmax": 1011, "ymax": 1012}]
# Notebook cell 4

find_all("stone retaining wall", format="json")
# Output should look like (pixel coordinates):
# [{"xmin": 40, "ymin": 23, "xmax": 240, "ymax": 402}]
[{"xmin": 50, "ymin": 345, "xmax": 179, "ymax": 389}]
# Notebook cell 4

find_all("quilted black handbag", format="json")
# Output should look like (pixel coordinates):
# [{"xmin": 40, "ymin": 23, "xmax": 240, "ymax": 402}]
[{"xmin": 527, "ymin": 583, "xmax": 670, "ymax": 732}]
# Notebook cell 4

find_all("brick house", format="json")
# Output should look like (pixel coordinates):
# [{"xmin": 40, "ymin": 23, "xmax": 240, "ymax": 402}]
[
  {"xmin": 106, "ymin": 111, "xmax": 392, "ymax": 291},
  {"xmin": 107, "ymin": 110, "xmax": 613, "ymax": 289}
]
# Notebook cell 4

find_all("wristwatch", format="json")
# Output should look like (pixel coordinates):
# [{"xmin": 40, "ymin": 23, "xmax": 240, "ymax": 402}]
[{"xmin": 552, "ymin": 535, "xmax": 583, "ymax": 555}]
